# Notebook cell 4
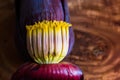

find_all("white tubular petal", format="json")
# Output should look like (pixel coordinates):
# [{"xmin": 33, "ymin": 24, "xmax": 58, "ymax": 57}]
[
  {"xmin": 32, "ymin": 29, "xmax": 39, "ymax": 62},
  {"xmin": 66, "ymin": 25, "xmax": 69, "ymax": 47},
  {"xmin": 53, "ymin": 25, "xmax": 62, "ymax": 62},
  {"xmin": 26, "ymin": 29, "xmax": 33, "ymax": 58},
  {"xmin": 37, "ymin": 28, "xmax": 43, "ymax": 63},
  {"xmin": 57, "ymin": 26, "xmax": 68, "ymax": 62},
  {"xmin": 43, "ymin": 25, "xmax": 49, "ymax": 63},
  {"xmin": 48, "ymin": 26, "xmax": 54, "ymax": 62}
]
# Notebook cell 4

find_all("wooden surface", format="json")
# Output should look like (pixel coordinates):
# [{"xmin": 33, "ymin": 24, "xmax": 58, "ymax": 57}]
[{"xmin": 0, "ymin": 0, "xmax": 120, "ymax": 80}]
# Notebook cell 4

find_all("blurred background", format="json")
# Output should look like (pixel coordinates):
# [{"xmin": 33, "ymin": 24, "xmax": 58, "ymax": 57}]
[{"xmin": 0, "ymin": 0, "xmax": 120, "ymax": 80}]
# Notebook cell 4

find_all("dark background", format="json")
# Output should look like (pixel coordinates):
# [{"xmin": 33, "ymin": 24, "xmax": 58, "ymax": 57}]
[{"xmin": 0, "ymin": 0, "xmax": 120, "ymax": 80}]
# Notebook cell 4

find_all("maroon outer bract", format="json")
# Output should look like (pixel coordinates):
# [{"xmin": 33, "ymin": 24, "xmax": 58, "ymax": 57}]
[{"xmin": 11, "ymin": 62, "xmax": 84, "ymax": 80}]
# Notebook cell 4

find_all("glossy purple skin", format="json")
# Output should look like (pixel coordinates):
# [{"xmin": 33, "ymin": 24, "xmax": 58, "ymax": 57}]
[
  {"xmin": 15, "ymin": 0, "xmax": 74, "ymax": 61},
  {"xmin": 11, "ymin": 62, "xmax": 83, "ymax": 80}
]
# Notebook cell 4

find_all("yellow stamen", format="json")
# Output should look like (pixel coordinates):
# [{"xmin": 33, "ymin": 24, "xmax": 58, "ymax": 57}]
[{"xmin": 26, "ymin": 20, "xmax": 71, "ymax": 31}]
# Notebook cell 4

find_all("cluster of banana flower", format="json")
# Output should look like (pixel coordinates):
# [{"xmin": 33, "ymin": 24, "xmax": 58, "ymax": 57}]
[{"xmin": 12, "ymin": 0, "xmax": 83, "ymax": 80}]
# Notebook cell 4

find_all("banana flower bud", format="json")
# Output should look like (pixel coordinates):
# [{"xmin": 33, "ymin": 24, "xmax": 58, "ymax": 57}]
[{"xmin": 15, "ymin": 0, "xmax": 74, "ymax": 63}]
